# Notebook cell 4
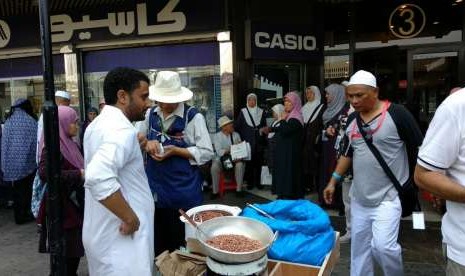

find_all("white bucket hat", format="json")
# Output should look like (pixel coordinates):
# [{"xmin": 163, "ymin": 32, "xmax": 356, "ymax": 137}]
[
  {"xmin": 218, "ymin": 116, "xmax": 233, "ymax": 128},
  {"xmin": 348, "ymin": 70, "xmax": 377, "ymax": 88},
  {"xmin": 149, "ymin": 71, "xmax": 193, "ymax": 103},
  {"xmin": 55, "ymin": 90, "xmax": 71, "ymax": 100}
]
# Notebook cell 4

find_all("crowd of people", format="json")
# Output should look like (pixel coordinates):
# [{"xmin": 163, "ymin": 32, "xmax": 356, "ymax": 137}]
[{"xmin": 0, "ymin": 66, "xmax": 463, "ymax": 276}]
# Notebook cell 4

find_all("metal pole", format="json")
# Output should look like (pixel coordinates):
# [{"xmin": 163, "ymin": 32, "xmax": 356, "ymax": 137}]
[{"xmin": 38, "ymin": 0, "xmax": 66, "ymax": 275}]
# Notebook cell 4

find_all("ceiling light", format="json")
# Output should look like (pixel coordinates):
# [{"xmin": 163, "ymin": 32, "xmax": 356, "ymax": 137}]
[{"xmin": 433, "ymin": 21, "xmax": 440, "ymax": 25}]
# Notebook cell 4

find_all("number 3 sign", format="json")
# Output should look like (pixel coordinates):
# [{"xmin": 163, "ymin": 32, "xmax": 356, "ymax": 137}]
[{"xmin": 389, "ymin": 4, "xmax": 426, "ymax": 39}]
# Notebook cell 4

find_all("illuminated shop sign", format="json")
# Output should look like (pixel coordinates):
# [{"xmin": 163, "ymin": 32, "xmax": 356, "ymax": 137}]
[
  {"xmin": 0, "ymin": 0, "xmax": 225, "ymax": 49},
  {"xmin": 246, "ymin": 21, "xmax": 323, "ymax": 61}
]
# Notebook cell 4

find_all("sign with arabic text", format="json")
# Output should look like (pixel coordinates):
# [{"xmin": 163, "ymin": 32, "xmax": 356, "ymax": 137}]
[{"xmin": 0, "ymin": 0, "xmax": 225, "ymax": 49}]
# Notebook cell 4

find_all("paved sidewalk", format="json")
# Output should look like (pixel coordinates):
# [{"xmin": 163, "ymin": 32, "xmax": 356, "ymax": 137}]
[{"xmin": 0, "ymin": 189, "xmax": 445, "ymax": 275}]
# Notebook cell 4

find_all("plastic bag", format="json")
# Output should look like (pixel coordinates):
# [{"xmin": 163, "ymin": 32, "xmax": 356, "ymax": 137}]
[
  {"xmin": 31, "ymin": 172, "xmax": 47, "ymax": 218},
  {"xmin": 260, "ymin": 166, "xmax": 272, "ymax": 185},
  {"xmin": 241, "ymin": 200, "xmax": 334, "ymax": 266}
]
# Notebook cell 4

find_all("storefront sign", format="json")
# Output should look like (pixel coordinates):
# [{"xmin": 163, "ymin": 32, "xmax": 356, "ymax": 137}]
[
  {"xmin": 245, "ymin": 21, "xmax": 322, "ymax": 61},
  {"xmin": 389, "ymin": 4, "xmax": 426, "ymax": 39},
  {"xmin": 0, "ymin": 0, "xmax": 225, "ymax": 49}
]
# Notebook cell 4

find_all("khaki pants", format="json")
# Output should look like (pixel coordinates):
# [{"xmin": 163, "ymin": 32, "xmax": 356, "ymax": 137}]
[
  {"xmin": 443, "ymin": 243, "xmax": 465, "ymax": 276},
  {"xmin": 210, "ymin": 159, "xmax": 245, "ymax": 194}
]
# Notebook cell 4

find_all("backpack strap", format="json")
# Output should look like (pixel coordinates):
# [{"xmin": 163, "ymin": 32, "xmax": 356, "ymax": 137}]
[
  {"xmin": 306, "ymin": 103, "xmax": 324, "ymax": 125},
  {"xmin": 387, "ymin": 103, "xmax": 424, "ymax": 173}
]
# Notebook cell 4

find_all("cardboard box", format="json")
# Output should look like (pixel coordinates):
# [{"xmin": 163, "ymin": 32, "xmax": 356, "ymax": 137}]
[
  {"xmin": 268, "ymin": 231, "xmax": 340, "ymax": 276},
  {"xmin": 155, "ymin": 250, "xmax": 207, "ymax": 276}
]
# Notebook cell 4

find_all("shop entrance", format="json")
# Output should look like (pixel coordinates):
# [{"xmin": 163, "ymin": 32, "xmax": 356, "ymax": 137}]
[
  {"xmin": 252, "ymin": 63, "xmax": 303, "ymax": 112},
  {"xmin": 354, "ymin": 46, "xmax": 407, "ymax": 104},
  {"xmin": 407, "ymin": 46, "xmax": 464, "ymax": 133}
]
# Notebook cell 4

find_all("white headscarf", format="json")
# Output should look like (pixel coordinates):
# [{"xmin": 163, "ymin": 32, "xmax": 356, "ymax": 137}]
[
  {"xmin": 301, "ymin": 86, "xmax": 322, "ymax": 124},
  {"xmin": 271, "ymin": 104, "xmax": 284, "ymax": 119},
  {"xmin": 268, "ymin": 103, "xmax": 284, "ymax": 138},
  {"xmin": 241, "ymin": 93, "xmax": 263, "ymax": 127}
]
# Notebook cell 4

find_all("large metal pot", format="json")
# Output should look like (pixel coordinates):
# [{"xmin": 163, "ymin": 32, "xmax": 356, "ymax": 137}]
[
  {"xmin": 196, "ymin": 216, "xmax": 276, "ymax": 264},
  {"xmin": 179, "ymin": 204, "xmax": 242, "ymax": 241}
]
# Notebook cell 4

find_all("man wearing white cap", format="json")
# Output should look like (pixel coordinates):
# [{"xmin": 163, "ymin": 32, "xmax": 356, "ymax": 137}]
[
  {"xmin": 138, "ymin": 71, "xmax": 213, "ymax": 256},
  {"xmin": 210, "ymin": 115, "xmax": 245, "ymax": 199},
  {"xmin": 36, "ymin": 90, "xmax": 71, "ymax": 164},
  {"xmin": 324, "ymin": 70, "xmax": 423, "ymax": 275}
]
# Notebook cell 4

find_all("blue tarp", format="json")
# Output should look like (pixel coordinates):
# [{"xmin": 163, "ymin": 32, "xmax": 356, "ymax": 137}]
[{"xmin": 241, "ymin": 200, "xmax": 335, "ymax": 266}]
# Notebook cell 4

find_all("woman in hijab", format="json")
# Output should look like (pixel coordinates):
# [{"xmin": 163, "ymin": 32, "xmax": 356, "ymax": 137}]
[
  {"xmin": 301, "ymin": 86, "xmax": 325, "ymax": 193},
  {"xmin": 234, "ymin": 93, "xmax": 267, "ymax": 190},
  {"xmin": 38, "ymin": 106, "xmax": 85, "ymax": 275},
  {"xmin": 80, "ymin": 106, "xmax": 98, "ymax": 147},
  {"xmin": 265, "ymin": 104, "xmax": 284, "ymax": 194},
  {"xmin": 1, "ymin": 98, "xmax": 37, "ymax": 224},
  {"xmin": 319, "ymin": 83, "xmax": 349, "ymax": 208},
  {"xmin": 271, "ymin": 92, "xmax": 304, "ymax": 199}
]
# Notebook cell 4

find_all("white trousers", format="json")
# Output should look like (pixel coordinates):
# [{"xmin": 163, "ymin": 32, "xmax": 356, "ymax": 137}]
[
  {"xmin": 351, "ymin": 197, "xmax": 403, "ymax": 276},
  {"xmin": 342, "ymin": 178, "xmax": 351, "ymax": 234},
  {"xmin": 210, "ymin": 159, "xmax": 245, "ymax": 193}
]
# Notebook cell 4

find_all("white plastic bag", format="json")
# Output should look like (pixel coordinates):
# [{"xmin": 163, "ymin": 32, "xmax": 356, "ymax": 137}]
[{"xmin": 260, "ymin": 166, "xmax": 272, "ymax": 185}]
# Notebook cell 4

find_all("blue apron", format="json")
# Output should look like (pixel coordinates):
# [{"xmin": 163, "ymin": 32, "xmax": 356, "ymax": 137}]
[{"xmin": 146, "ymin": 105, "xmax": 203, "ymax": 209}]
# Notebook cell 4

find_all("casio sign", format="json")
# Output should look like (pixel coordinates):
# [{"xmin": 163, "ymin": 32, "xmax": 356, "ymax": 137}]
[{"xmin": 254, "ymin": 32, "xmax": 316, "ymax": 51}]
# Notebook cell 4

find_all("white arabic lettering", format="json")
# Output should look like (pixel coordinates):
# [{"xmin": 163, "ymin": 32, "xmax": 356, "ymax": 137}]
[
  {"xmin": 50, "ymin": 0, "xmax": 186, "ymax": 43},
  {"xmin": 108, "ymin": 11, "xmax": 135, "ymax": 35},
  {"xmin": 137, "ymin": 0, "xmax": 186, "ymax": 35}
]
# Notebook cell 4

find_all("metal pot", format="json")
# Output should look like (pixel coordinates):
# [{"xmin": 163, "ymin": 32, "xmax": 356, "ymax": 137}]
[
  {"xmin": 196, "ymin": 216, "xmax": 277, "ymax": 264},
  {"xmin": 179, "ymin": 204, "xmax": 242, "ymax": 241}
]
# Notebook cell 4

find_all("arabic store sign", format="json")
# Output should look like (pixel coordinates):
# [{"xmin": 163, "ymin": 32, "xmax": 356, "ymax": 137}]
[{"xmin": 0, "ymin": 0, "xmax": 225, "ymax": 49}]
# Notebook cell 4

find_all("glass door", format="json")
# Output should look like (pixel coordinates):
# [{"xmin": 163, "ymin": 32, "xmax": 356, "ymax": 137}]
[{"xmin": 408, "ymin": 49, "xmax": 460, "ymax": 133}]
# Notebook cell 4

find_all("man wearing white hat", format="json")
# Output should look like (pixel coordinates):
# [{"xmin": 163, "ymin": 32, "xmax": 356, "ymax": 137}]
[
  {"xmin": 138, "ymin": 71, "xmax": 214, "ymax": 256},
  {"xmin": 210, "ymin": 115, "xmax": 245, "ymax": 199},
  {"xmin": 36, "ymin": 90, "xmax": 71, "ymax": 164},
  {"xmin": 324, "ymin": 70, "xmax": 423, "ymax": 275}
]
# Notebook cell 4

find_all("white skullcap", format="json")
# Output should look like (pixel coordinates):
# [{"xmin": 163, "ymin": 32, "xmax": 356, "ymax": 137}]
[
  {"xmin": 341, "ymin": 81, "xmax": 349, "ymax": 87},
  {"xmin": 55, "ymin": 90, "xmax": 71, "ymax": 100},
  {"xmin": 348, "ymin": 70, "xmax": 377, "ymax": 88}
]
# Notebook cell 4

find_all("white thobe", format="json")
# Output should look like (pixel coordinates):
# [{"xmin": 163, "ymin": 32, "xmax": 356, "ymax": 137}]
[{"xmin": 82, "ymin": 105, "xmax": 154, "ymax": 276}]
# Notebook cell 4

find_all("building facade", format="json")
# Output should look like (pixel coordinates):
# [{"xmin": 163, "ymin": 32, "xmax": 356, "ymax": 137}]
[{"xmin": 0, "ymin": 0, "xmax": 464, "ymax": 132}]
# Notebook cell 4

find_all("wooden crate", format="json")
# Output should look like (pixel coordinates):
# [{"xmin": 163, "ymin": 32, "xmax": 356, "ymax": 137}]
[{"xmin": 268, "ymin": 231, "xmax": 340, "ymax": 276}]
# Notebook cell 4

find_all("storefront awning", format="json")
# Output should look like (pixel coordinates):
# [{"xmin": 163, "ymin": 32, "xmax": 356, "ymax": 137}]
[{"xmin": 0, "ymin": 0, "xmax": 132, "ymax": 17}]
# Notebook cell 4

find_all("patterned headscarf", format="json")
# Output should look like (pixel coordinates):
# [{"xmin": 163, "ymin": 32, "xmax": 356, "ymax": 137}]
[
  {"xmin": 1, "ymin": 99, "xmax": 38, "ymax": 181},
  {"xmin": 284, "ymin": 91, "xmax": 304, "ymax": 125}
]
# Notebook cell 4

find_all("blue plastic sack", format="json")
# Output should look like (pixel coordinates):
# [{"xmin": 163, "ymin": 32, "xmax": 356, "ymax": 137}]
[{"xmin": 241, "ymin": 200, "xmax": 334, "ymax": 266}]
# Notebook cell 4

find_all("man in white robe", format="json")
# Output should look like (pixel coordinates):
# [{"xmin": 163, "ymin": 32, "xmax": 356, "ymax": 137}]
[{"xmin": 83, "ymin": 67, "xmax": 154, "ymax": 275}]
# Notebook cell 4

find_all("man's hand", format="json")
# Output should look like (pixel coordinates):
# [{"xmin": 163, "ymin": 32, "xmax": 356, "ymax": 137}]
[
  {"xmin": 152, "ymin": 145, "xmax": 177, "ymax": 161},
  {"xmin": 137, "ymin": 133, "xmax": 147, "ymax": 151},
  {"xmin": 146, "ymin": 140, "xmax": 161, "ymax": 156},
  {"xmin": 326, "ymin": 126, "xmax": 336, "ymax": 137},
  {"xmin": 260, "ymin": 126, "xmax": 271, "ymax": 135},
  {"xmin": 119, "ymin": 213, "xmax": 140, "ymax": 236},
  {"xmin": 431, "ymin": 195, "xmax": 446, "ymax": 213},
  {"xmin": 323, "ymin": 183, "xmax": 336, "ymax": 205}
]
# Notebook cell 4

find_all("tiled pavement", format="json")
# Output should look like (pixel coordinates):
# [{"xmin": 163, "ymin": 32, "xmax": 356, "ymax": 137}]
[{"xmin": 0, "ymin": 188, "xmax": 445, "ymax": 275}]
